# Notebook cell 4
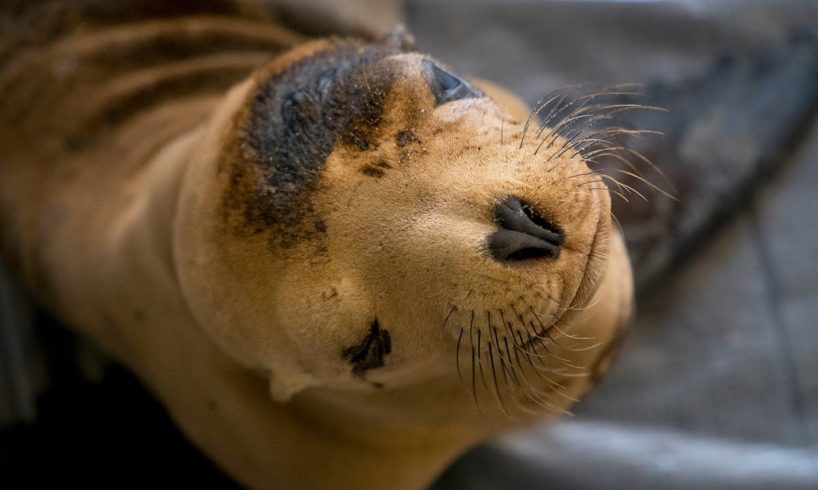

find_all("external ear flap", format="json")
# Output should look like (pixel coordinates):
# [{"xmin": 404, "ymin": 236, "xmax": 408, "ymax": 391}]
[
  {"xmin": 268, "ymin": 370, "xmax": 318, "ymax": 402},
  {"xmin": 381, "ymin": 24, "xmax": 415, "ymax": 51}
]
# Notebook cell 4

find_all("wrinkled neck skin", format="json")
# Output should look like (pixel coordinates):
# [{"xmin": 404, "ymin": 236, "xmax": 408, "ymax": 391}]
[{"xmin": 7, "ymin": 74, "xmax": 632, "ymax": 489}]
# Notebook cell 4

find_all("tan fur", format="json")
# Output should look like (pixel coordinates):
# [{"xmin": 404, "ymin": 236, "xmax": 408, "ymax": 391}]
[{"xmin": 0, "ymin": 14, "xmax": 633, "ymax": 490}]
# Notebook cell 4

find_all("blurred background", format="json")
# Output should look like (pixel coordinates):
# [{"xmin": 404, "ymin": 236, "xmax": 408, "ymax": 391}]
[
  {"xmin": 415, "ymin": 1, "xmax": 818, "ymax": 489},
  {"xmin": 2, "ymin": 0, "xmax": 818, "ymax": 488}
]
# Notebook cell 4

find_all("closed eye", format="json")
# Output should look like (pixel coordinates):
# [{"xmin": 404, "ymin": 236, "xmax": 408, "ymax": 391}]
[{"xmin": 423, "ymin": 60, "xmax": 483, "ymax": 106}]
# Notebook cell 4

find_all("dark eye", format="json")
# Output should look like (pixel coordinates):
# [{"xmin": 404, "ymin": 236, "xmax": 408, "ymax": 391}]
[{"xmin": 423, "ymin": 60, "xmax": 483, "ymax": 106}]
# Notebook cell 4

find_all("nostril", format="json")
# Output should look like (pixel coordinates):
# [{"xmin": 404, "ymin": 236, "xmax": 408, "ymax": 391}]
[
  {"xmin": 488, "ymin": 230, "xmax": 560, "ymax": 261},
  {"xmin": 495, "ymin": 197, "xmax": 563, "ymax": 245},
  {"xmin": 488, "ymin": 197, "xmax": 564, "ymax": 262}
]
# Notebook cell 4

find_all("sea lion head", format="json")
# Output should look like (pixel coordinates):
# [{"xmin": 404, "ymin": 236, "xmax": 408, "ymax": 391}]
[{"xmin": 174, "ymin": 32, "xmax": 632, "ymax": 421}]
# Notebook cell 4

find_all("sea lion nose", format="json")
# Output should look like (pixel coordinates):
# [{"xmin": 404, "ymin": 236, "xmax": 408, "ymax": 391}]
[{"xmin": 488, "ymin": 196, "xmax": 564, "ymax": 262}]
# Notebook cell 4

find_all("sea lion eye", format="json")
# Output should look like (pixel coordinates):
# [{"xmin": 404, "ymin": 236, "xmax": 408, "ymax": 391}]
[{"xmin": 423, "ymin": 59, "xmax": 483, "ymax": 106}]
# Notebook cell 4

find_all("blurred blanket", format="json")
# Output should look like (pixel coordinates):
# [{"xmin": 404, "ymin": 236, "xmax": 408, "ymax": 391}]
[{"xmin": 410, "ymin": 1, "xmax": 818, "ymax": 489}]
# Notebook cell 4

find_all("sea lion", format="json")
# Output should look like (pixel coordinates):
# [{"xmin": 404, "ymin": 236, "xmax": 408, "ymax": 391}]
[{"xmin": 0, "ymin": 6, "xmax": 633, "ymax": 489}]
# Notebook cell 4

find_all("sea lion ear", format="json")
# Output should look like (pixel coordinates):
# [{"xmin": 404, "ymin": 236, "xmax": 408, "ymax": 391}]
[
  {"xmin": 381, "ymin": 25, "xmax": 415, "ymax": 51},
  {"xmin": 268, "ymin": 370, "xmax": 318, "ymax": 402}
]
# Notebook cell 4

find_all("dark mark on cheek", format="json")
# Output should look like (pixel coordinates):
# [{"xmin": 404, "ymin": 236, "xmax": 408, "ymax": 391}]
[
  {"xmin": 345, "ymin": 126, "xmax": 372, "ymax": 151},
  {"xmin": 360, "ymin": 160, "xmax": 392, "ymax": 179},
  {"xmin": 344, "ymin": 318, "xmax": 392, "ymax": 380},
  {"xmin": 360, "ymin": 165, "xmax": 386, "ymax": 178},
  {"xmin": 395, "ymin": 128, "xmax": 419, "ymax": 147},
  {"xmin": 321, "ymin": 287, "xmax": 339, "ymax": 300},
  {"xmin": 360, "ymin": 158, "xmax": 393, "ymax": 177}
]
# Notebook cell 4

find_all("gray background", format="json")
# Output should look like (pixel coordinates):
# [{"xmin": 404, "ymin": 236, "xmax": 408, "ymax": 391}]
[{"xmin": 408, "ymin": 1, "xmax": 818, "ymax": 488}]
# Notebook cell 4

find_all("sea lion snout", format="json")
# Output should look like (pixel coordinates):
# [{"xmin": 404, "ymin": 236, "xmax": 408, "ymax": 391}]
[
  {"xmin": 173, "ymin": 37, "xmax": 630, "ymax": 419},
  {"xmin": 487, "ymin": 196, "xmax": 564, "ymax": 261}
]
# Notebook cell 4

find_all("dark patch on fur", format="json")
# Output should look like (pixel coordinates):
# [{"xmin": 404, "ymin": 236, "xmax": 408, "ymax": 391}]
[
  {"xmin": 359, "ymin": 159, "xmax": 393, "ymax": 178},
  {"xmin": 345, "ymin": 122, "xmax": 372, "ymax": 151},
  {"xmin": 395, "ymin": 128, "xmax": 419, "ymax": 147},
  {"xmin": 69, "ymin": 63, "xmax": 257, "ymax": 149},
  {"xmin": 360, "ymin": 165, "xmax": 385, "ymax": 178},
  {"xmin": 235, "ymin": 40, "xmax": 406, "ymax": 246},
  {"xmin": 343, "ymin": 318, "xmax": 392, "ymax": 378},
  {"xmin": 0, "ymin": 1, "xmax": 245, "ymax": 66},
  {"xmin": 133, "ymin": 309, "xmax": 145, "ymax": 322},
  {"xmin": 321, "ymin": 287, "xmax": 338, "ymax": 300}
]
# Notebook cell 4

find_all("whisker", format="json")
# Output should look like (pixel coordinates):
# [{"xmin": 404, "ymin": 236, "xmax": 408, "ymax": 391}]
[
  {"xmin": 609, "ymin": 168, "xmax": 677, "ymax": 201},
  {"xmin": 520, "ymin": 89, "xmax": 574, "ymax": 149},
  {"xmin": 529, "ymin": 333, "xmax": 587, "ymax": 370},
  {"xmin": 610, "ymin": 209, "xmax": 625, "ymax": 236},
  {"xmin": 531, "ymin": 307, "xmax": 592, "ymax": 341},
  {"xmin": 599, "ymin": 174, "xmax": 648, "ymax": 202},
  {"xmin": 440, "ymin": 305, "xmax": 457, "ymax": 332},
  {"xmin": 555, "ymin": 136, "xmax": 615, "ymax": 161},
  {"xmin": 550, "ymin": 323, "xmax": 593, "ymax": 342},
  {"xmin": 498, "ymin": 329, "xmax": 522, "ymax": 387},
  {"xmin": 584, "ymin": 152, "xmax": 660, "ymax": 202},
  {"xmin": 512, "ymin": 340, "xmax": 578, "ymax": 410},
  {"xmin": 575, "ymin": 178, "xmax": 605, "ymax": 187},
  {"xmin": 468, "ymin": 311, "xmax": 480, "ymax": 412},
  {"xmin": 608, "ymin": 188, "xmax": 630, "ymax": 203},
  {"xmin": 556, "ymin": 340, "xmax": 604, "ymax": 352},
  {"xmin": 617, "ymin": 146, "xmax": 677, "ymax": 193},
  {"xmin": 566, "ymin": 170, "xmax": 598, "ymax": 180},
  {"xmin": 456, "ymin": 327, "xmax": 465, "ymax": 384},
  {"xmin": 539, "ymin": 102, "xmax": 666, "ymax": 162},
  {"xmin": 585, "ymin": 146, "xmax": 676, "ymax": 196},
  {"xmin": 487, "ymin": 341, "xmax": 509, "ymax": 416},
  {"xmin": 477, "ymin": 328, "xmax": 490, "ymax": 395}
]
